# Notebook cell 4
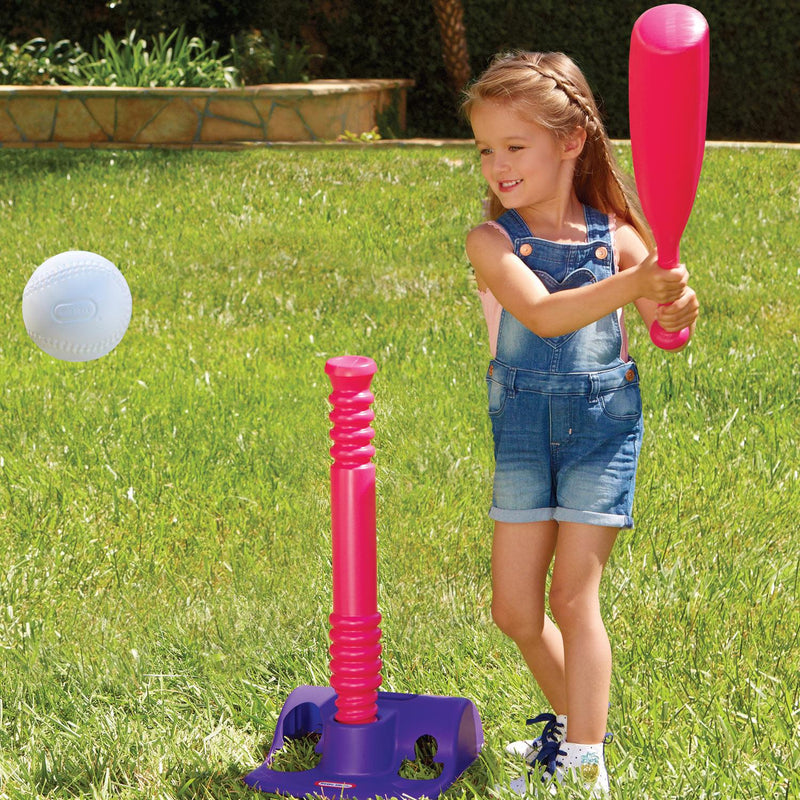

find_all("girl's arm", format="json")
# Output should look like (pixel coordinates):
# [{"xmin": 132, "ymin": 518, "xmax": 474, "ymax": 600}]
[
  {"xmin": 466, "ymin": 222, "xmax": 688, "ymax": 339},
  {"xmin": 616, "ymin": 224, "xmax": 699, "ymax": 348}
]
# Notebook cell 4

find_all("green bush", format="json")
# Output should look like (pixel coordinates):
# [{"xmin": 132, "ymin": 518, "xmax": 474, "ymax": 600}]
[
  {"xmin": 0, "ymin": 26, "xmax": 317, "ymax": 88},
  {"xmin": 0, "ymin": 37, "xmax": 83, "ymax": 85},
  {"xmin": 300, "ymin": 0, "xmax": 798, "ymax": 141},
  {"xmin": 312, "ymin": 0, "xmax": 457, "ymax": 137},
  {"xmin": 231, "ymin": 29, "xmax": 319, "ymax": 84},
  {"xmin": 458, "ymin": 0, "xmax": 799, "ymax": 142},
  {"xmin": 273, "ymin": 0, "xmax": 799, "ymax": 141},
  {"xmin": 0, "ymin": 1, "xmax": 796, "ymax": 140},
  {"xmin": 62, "ymin": 26, "xmax": 236, "ymax": 88}
]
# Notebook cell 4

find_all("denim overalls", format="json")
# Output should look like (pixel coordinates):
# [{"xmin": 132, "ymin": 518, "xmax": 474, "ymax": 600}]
[{"xmin": 487, "ymin": 206, "xmax": 644, "ymax": 529}]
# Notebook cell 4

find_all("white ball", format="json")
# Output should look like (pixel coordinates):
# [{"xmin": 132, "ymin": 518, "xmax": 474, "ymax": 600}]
[{"xmin": 22, "ymin": 251, "xmax": 132, "ymax": 362}]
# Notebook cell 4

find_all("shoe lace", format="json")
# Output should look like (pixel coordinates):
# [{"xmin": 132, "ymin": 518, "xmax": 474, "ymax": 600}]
[
  {"xmin": 525, "ymin": 713, "xmax": 614, "ymax": 747},
  {"xmin": 523, "ymin": 714, "xmax": 566, "ymax": 775},
  {"xmin": 525, "ymin": 712, "xmax": 564, "ymax": 745},
  {"xmin": 534, "ymin": 738, "xmax": 566, "ymax": 777}
]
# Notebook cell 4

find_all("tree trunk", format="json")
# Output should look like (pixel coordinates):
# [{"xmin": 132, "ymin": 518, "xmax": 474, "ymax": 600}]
[{"xmin": 432, "ymin": 0, "xmax": 471, "ymax": 95}]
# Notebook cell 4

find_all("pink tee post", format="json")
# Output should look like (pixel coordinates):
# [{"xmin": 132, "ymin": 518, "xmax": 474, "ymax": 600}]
[
  {"xmin": 243, "ymin": 354, "xmax": 483, "ymax": 799},
  {"xmin": 325, "ymin": 355, "xmax": 382, "ymax": 725}
]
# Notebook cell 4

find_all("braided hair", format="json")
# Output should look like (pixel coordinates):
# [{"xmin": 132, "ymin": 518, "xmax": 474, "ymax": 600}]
[{"xmin": 462, "ymin": 51, "xmax": 653, "ymax": 249}]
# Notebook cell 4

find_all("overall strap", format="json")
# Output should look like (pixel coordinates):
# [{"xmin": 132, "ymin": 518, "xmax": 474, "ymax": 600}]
[
  {"xmin": 583, "ymin": 205, "xmax": 612, "ymax": 244},
  {"xmin": 494, "ymin": 209, "xmax": 534, "ymax": 243},
  {"xmin": 496, "ymin": 207, "xmax": 611, "ymax": 245}
]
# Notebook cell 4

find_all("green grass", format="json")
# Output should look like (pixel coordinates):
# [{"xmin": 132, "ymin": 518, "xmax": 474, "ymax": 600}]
[{"xmin": 0, "ymin": 144, "xmax": 797, "ymax": 800}]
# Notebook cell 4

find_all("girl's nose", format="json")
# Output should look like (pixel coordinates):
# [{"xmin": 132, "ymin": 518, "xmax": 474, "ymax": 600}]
[{"xmin": 492, "ymin": 154, "xmax": 510, "ymax": 175}]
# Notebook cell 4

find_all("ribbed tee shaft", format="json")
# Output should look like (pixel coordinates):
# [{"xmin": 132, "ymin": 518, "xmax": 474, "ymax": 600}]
[{"xmin": 324, "ymin": 356, "xmax": 382, "ymax": 724}]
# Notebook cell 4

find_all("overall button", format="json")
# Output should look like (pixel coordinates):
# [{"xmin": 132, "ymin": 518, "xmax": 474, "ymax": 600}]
[
  {"xmin": 595, "ymin": 246, "xmax": 608, "ymax": 260},
  {"xmin": 625, "ymin": 369, "xmax": 635, "ymax": 382},
  {"xmin": 519, "ymin": 243, "xmax": 533, "ymax": 256}
]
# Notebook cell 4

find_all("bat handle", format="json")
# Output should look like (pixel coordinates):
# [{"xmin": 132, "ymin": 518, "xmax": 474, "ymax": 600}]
[
  {"xmin": 650, "ymin": 318, "xmax": 691, "ymax": 350},
  {"xmin": 649, "ymin": 250, "xmax": 691, "ymax": 351}
]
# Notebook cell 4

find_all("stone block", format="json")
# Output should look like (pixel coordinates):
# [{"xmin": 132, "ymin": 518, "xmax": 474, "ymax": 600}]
[
  {"xmin": 206, "ymin": 98, "xmax": 262, "ymax": 126},
  {"xmin": 114, "ymin": 97, "xmax": 171, "ymax": 142},
  {"xmin": 84, "ymin": 97, "xmax": 117, "ymax": 138},
  {"xmin": 199, "ymin": 116, "xmax": 265, "ymax": 143},
  {"xmin": 256, "ymin": 101, "xmax": 312, "ymax": 142},
  {"xmin": 54, "ymin": 98, "xmax": 109, "ymax": 142},
  {"xmin": 135, "ymin": 97, "xmax": 200, "ymax": 144},
  {"xmin": 0, "ymin": 107, "xmax": 22, "ymax": 142},
  {"xmin": 8, "ymin": 96, "xmax": 57, "ymax": 141}
]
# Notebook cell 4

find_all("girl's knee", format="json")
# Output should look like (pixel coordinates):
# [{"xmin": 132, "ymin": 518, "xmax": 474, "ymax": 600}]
[
  {"xmin": 548, "ymin": 583, "xmax": 599, "ymax": 633},
  {"xmin": 490, "ymin": 598, "xmax": 518, "ymax": 637},
  {"xmin": 491, "ymin": 597, "xmax": 543, "ymax": 643}
]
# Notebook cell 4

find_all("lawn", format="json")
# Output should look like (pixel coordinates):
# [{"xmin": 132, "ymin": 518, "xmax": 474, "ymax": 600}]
[{"xmin": 0, "ymin": 144, "xmax": 797, "ymax": 799}]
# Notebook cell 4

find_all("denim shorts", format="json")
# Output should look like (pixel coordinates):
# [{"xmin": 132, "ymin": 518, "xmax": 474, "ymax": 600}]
[{"xmin": 487, "ymin": 359, "xmax": 644, "ymax": 529}]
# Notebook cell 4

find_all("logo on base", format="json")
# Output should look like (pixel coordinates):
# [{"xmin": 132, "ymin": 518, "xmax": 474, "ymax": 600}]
[{"xmin": 315, "ymin": 780, "xmax": 356, "ymax": 790}]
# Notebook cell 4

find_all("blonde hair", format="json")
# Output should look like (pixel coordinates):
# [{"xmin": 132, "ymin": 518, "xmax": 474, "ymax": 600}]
[{"xmin": 462, "ymin": 51, "xmax": 653, "ymax": 248}]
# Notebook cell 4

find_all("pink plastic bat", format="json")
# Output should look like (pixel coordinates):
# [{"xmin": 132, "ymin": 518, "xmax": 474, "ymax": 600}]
[{"xmin": 629, "ymin": 4, "xmax": 710, "ymax": 350}]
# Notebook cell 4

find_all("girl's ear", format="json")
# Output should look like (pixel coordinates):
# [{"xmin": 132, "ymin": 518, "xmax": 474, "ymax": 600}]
[{"xmin": 562, "ymin": 127, "xmax": 587, "ymax": 160}]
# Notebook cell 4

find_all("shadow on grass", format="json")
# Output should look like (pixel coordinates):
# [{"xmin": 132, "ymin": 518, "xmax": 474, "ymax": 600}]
[
  {"xmin": 173, "ymin": 735, "xmax": 322, "ymax": 799},
  {"xmin": 172, "ymin": 736, "xmax": 494, "ymax": 799},
  {"xmin": 173, "ymin": 761, "xmax": 256, "ymax": 800}
]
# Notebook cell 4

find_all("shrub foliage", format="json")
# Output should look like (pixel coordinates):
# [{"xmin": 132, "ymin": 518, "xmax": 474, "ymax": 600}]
[{"xmin": 0, "ymin": 0, "xmax": 797, "ymax": 141}]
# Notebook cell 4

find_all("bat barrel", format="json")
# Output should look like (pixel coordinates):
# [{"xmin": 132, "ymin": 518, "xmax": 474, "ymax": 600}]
[
  {"xmin": 629, "ymin": 4, "xmax": 709, "ymax": 258},
  {"xmin": 629, "ymin": 4, "xmax": 709, "ymax": 350}
]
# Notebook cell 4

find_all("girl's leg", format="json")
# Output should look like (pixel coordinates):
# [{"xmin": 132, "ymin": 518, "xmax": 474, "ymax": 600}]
[
  {"xmin": 491, "ymin": 520, "xmax": 566, "ymax": 714},
  {"xmin": 548, "ymin": 522, "xmax": 618, "ymax": 744}
]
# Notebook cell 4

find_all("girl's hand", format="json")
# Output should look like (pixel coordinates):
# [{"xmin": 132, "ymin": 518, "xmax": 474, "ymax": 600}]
[
  {"xmin": 656, "ymin": 286, "xmax": 699, "ymax": 332},
  {"xmin": 637, "ymin": 251, "xmax": 689, "ymax": 304}
]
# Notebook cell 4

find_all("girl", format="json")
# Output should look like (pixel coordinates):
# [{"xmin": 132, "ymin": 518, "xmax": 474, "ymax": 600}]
[{"xmin": 462, "ymin": 52, "xmax": 698, "ymax": 796}]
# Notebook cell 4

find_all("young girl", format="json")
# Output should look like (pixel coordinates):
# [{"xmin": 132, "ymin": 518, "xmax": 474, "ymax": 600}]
[{"xmin": 462, "ymin": 52, "xmax": 698, "ymax": 796}]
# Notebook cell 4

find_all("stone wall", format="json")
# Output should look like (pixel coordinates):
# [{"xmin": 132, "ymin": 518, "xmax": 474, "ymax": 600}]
[{"xmin": 0, "ymin": 79, "xmax": 413, "ymax": 148}]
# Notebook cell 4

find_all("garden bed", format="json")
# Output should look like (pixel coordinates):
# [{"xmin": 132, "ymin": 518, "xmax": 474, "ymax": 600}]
[{"xmin": 0, "ymin": 79, "xmax": 413, "ymax": 148}]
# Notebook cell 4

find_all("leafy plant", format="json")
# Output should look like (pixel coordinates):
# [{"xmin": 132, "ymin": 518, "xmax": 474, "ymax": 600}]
[
  {"xmin": 62, "ymin": 26, "xmax": 236, "ymax": 88},
  {"xmin": 0, "ymin": 37, "xmax": 84, "ymax": 85},
  {"xmin": 231, "ymin": 28, "xmax": 319, "ymax": 84},
  {"xmin": 375, "ymin": 89, "xmax": 404, "ymax": 139},
  {"xmin": 335, "ymin": 126, "xmax": 382, "ymax": 143},
  {"xmin": 230, "ymin": 29, "xmax": 274, "ymax": 85}
]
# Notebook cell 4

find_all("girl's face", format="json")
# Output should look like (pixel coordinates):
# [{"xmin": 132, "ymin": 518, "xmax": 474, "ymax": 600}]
[{"xmin": 471, "ymin": 100, "xmax": 571, "ymax": 211}]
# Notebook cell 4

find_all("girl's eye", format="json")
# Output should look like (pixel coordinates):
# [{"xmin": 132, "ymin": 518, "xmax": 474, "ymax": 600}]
[
  {"xmin": 508, "ymin": 145, "xmax": 523, "ymax": 152},
  {"xmin": 479, "ymin": 148, "xmax": 493, "ymax": 156}
]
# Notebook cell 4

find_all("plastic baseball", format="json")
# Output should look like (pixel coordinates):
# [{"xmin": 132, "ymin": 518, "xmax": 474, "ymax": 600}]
[{"xmin": 22, "ymin": 251, "xmax": 132, "ymax": 362}]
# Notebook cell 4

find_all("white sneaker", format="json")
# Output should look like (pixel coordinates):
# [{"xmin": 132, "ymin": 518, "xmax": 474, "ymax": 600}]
[
  {"xmin": 506, "ymin": 737, "xmax": 612, "ymax": 798},
  {"xmin": 504, "ymin": 714, "xmax": 568, "ymax": 796},
  {"xmin": 507, "ymin": 745, "xmax": 564, "ymax": 796},
  {"xmin": 551, "ymin": 741, "xmax": 610, "ymax": 797},
  {"xmin": 505, "ymin": 713, "xmax": 567, "ymax": 760}
]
